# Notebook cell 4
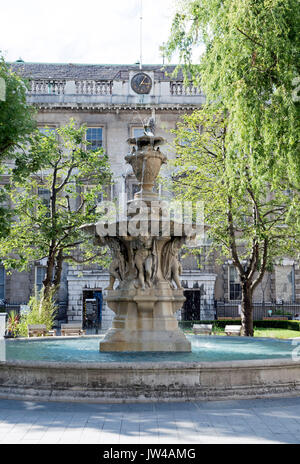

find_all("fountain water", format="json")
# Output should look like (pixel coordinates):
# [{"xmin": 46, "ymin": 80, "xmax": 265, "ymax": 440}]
[{"xmin": 83, "ymin": 126, "xmax": 194, "ymax": 352}]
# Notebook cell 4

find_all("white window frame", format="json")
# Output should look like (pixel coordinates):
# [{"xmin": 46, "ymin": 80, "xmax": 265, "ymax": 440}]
[
  {"xmin": 85, "ymin": 126, "xmax": 104, "ymax": 151},
  {"xmin": 131, "ymin": 126, "xmax": 144, "ymax": 138},
  {"xmin": 228, "ymin": 264, "xmax": 242, "ymax": 301},
  {"xmin": 35, "ymin": 265, "xmax": 46, "ymax": 294},
  {"xmin": 38, "ymin": 126, "xmax": 57, "ymax": 136}
]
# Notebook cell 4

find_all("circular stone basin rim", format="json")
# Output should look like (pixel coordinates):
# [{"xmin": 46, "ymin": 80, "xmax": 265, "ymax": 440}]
[{"xmin": 0, "ymin": 357, "xmax": 299, "ymax": 370}]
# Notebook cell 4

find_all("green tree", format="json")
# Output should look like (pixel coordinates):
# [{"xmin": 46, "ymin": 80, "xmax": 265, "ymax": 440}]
[
  {"xmin": 0, "ymin": 57, "xmax": 36, "ymax": 159},
  {"xmin": 169, "ymin": 108, "xmax": 298, "ymax": 336},
  {"xmin": 0, "ymin": 121, "xmax": 111, "ymax": 301},
  {"xmin": 164, "ymin": 0, "xmax": 300, "ymax": 334},
  {"xmin": 165, "ymin": 0, "xmax": 300, "ymax": 183},
  {"xmin": 0, "ymin": 57, "xmax": 37, "ymax": 237}
]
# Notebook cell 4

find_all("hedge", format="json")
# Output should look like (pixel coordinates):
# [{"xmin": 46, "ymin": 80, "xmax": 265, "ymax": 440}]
[{"xmin": 179, "ymin": 320, "xmax": 300, "ymax": 331}]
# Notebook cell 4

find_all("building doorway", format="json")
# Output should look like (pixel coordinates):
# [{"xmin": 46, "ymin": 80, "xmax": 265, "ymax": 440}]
[
  {"xmin": 183, "ymin": 290, "xmax": 201, "ymax": 321},
  {"xmin": 82, "ymin": 289, "xmax": 103, "ymax": 331}
]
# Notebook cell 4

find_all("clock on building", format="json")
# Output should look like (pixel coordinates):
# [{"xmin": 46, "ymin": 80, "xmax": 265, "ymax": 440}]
[{"xmin": 131, "ymin": 73, "xmax": 152, "ymax": 94}]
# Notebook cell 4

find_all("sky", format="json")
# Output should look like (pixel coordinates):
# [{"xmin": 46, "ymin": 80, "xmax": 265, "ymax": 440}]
[{"xmin": 0, "ymin": 0, "xmax": 180, "ymax": 65}]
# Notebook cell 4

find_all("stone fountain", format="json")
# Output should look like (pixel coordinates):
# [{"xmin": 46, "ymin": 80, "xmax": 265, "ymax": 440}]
[{"xmin": 84, "ymin": 125, "xmax": 194, "ymax": 352}]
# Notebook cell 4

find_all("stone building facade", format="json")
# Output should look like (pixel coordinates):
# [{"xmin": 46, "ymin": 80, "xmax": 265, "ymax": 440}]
[{"xmin": 1, "ymin": 62, "xmax": 299, "ymax": 326}]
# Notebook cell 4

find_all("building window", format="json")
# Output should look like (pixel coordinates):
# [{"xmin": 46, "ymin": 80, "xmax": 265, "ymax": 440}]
[
  {"xmin": 38, "ymin": 187, "xmax": 51, "ymax": 218},
  {"xmin": 38, "ymin": 127, "xmax": 56, "ymax": 136},
  {"xmin": 35, "ymin": 266, "xmax": 46, "ymax": 294},
  {"xmin": 0, "ymin": 265, "xmax": 5, "ymax": 301},
  {"xmin": 81, "ymin": 184, "xmax": 104, "ymax": 210},
  {"xmin": 132, "ymin": 127, "xmax": 144, "ymax": 138},
  {"xmin": 229, "ymin": 265, "xmax": 241, "ymax": 300},
  {"xmin": 38, "ymin": 188, "xmax": 51, "ymax": 208},
  {"xmin": 86, "ymin": 128, "xmax": 103, "ymax": 151}
]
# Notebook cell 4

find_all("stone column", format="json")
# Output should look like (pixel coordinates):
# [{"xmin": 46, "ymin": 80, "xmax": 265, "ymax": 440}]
[{"xmin": 0, "ymin": 313, "xmax": 7, "ymax": 339}]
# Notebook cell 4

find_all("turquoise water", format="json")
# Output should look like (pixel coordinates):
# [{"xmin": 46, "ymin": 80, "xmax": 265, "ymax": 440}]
[{"xmin": 1, "ymin": 335, "xmax": 297, "ymax": 363}]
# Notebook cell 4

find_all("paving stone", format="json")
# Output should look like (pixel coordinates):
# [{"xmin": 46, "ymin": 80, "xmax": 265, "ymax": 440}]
[{"xmin": 0, "ymin": 397, "xmax": 299, "ymax": 444}]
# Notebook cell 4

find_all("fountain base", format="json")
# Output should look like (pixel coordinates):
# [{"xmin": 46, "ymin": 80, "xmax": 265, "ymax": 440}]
[
  {"xmin": 100, "ymin": 329, "xmax": 191, "ymax": 352},
  {"xmin": 99, "ymin": 288, "xmax": 191, "ymax": 352}
]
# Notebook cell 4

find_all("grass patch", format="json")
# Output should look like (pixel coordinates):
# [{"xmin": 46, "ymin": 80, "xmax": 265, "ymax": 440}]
[
  {"xmin": 253, "ymin": 328, "xmax": 300, "ymax": 339},
  {"xmin": 182, "ymin": 327, "xmax": 300, "ymax": 339}
]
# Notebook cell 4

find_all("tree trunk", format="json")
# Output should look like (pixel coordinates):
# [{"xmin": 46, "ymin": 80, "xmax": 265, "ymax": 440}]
[
  {"xmin": 53, "ymin": 249, "xmax": 63, "ymax": 290},
  {"xmin": 240, "ymin": 282, "xmax": 253, "ymax": 336},
  {"xmin": 43, "ymin": 252, "xmax": 55, "ymax": 297},
  {"xmin": 40, "ymin": 247, "xmax": 56, "ymax": 314}
]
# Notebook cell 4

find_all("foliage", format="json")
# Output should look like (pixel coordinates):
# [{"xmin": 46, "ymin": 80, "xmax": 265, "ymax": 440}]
[
  {"xmin": 0, "ymin": 56, "xmax": 37, "ymax": 238},
  {"xmin": 0, "ymin": 120, "xmax": 112, "ymax": 296},
  {"xmin": 167, "ymin": 106, "xmax": 297, "ymax": 335},
  {"xmin": 164, "ymin": 1, "xmax": 300, "ymax": 335},
  {"xmin": 170, "ymin": 107, "xmax": 297, "ymax": 257},
  {"xmin": 273, "ymin": 308, "xmax": 292, "ymax": 316},
  {"xmin": 164, "ymin": 0, "xmax": 300, "ymax": 186},
  {"xmin": 0, "ymin": 56, "xmax": 36, "ymax": 159},
  {"xmin": 6, "ymin": 311, "xmax": 20, "ymax": 337},
  {"xmin": 17, "ymin": 289, "xmax": 57, "ymax": 337}
]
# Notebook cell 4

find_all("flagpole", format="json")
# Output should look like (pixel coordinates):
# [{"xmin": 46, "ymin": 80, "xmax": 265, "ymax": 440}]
[{"xmin": 139, "ymin": 0, "xmax": 143, "ymax": 70}]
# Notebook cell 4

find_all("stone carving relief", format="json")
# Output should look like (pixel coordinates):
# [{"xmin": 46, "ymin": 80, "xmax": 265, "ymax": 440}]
[
  {"xmin": 162, "ymin": 238, "xmax": 184, "ymax": 290},
  {"xmin": 104, "ymin": 238, "xmax": 127, "ymax": 290},
  {"xmin": 132, "ymin": 237, "xmax": 158, "ymax": 290}
]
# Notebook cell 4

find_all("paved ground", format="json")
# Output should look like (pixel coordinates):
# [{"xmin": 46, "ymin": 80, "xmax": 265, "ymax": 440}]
[{"xmin": 0, "ymin": 396, "xmax": 299, "ymax": 444}]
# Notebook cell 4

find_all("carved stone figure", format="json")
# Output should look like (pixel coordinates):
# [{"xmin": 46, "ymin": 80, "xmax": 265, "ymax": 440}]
[
  {"xmin": 143, "ymin": 117, "xmax": 155, "ymax": 136},
  {"xmin": 162, "ymin": 238, "xmax": 184, "ymax": 290},
  {"xmin": 105, "ymin": 238, "xmax": 127, "ymax": 290},
  {"xmin": 132, "ymin": 237, "xmax": 157, "ymax": 289}
]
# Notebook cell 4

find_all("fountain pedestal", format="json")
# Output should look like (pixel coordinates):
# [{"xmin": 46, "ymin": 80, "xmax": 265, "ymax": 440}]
[
  {"xmin": 100, "ymin": 287, "xmax": 190, "ymax": 352},
  {"xmin": 83, "ymin": 130, "xmax": 194, "ymax": 352}
]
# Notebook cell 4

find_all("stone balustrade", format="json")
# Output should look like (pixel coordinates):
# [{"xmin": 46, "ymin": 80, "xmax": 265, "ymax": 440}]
[
  {"xmin": 27, "ymin": 79, "xmax": 202, "ymax": 97},
  {"xmin": 28, "ymin": 79, "xmax": 113, "ymax": 95},
  {"xmin": 28, "ymin": 79, "xmax": 66, "ymax": 95},
  {"xmin": 75, "ymin": 80, "xmax": 113, "ymax": 95},
  {"xmin": 170, "ymin": 81, "xmax": 201, "ymax": 96}
]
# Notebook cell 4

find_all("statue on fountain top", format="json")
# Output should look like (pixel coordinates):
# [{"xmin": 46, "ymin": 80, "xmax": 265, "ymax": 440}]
[{"xmin": 143, "ymin": 117, "xmax": 155, "ymax": 137}]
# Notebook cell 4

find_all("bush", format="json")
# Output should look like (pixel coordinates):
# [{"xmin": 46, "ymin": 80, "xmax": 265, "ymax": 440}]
[
  {"xmin": 6, "ymin": 310, "xmax": 20, "ymax": 337},
  {"xmin": 17, "ymin": 290, "xmax": 57, "ymax": 337}
]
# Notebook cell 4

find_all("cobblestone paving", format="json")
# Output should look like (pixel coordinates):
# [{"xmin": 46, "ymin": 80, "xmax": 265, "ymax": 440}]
[{"xmin": 0, "ymin": 396, "xmax": 299, "ymax": 444}]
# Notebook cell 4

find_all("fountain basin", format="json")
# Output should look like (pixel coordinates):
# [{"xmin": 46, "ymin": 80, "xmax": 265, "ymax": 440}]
[{"xmin": 0, "ymin": 336, "xmax": 299, "ymax": 402}]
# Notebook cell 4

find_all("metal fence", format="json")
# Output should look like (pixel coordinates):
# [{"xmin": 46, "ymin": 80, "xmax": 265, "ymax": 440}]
[
  {"xmin": 0, "ymin": 302, "xmax": 68, "ymax": 324},
  {"xmin": 0, "ymin": 303, "xmax": 23, "ymax": 317},
  {"xmin": 215, "ymin": 301, "xmax": 300, "ymax": 320},
  {"xmin": 2, "ymin": 300, "xmax": 300, "ymax": 322}
]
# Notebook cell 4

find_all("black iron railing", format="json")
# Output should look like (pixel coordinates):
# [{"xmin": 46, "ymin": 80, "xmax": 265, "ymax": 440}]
[
  {"xmin": 215, "ymin": 300, "xmax": 300, "ymax": 320},
  {"xmin": 0, "ymin": 303, "xmax": 23, "ymax": 316}
]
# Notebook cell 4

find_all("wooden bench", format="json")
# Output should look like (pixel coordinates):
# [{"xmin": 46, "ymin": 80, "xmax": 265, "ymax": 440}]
[
  {"xmin": 217, "ymin": 317, "xmax": 241, "ymax": 320},
  {"xmin": 27, "ymin": 324, "xmax": 56, "ymax": 337},
  {"xmin": 225, "ymin": 325, "xmax": 242, "ymax": 336},
  {"xmin": 61, "ymin": 323, "xmax": 86, "ymax": 336},
  {"xmin": 263, "ymin": 317, "xmax": 288, "ymax": 321},
  {"xmin": 193, "ymin": 324, "xmax": 213, "ymax": 335}
]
